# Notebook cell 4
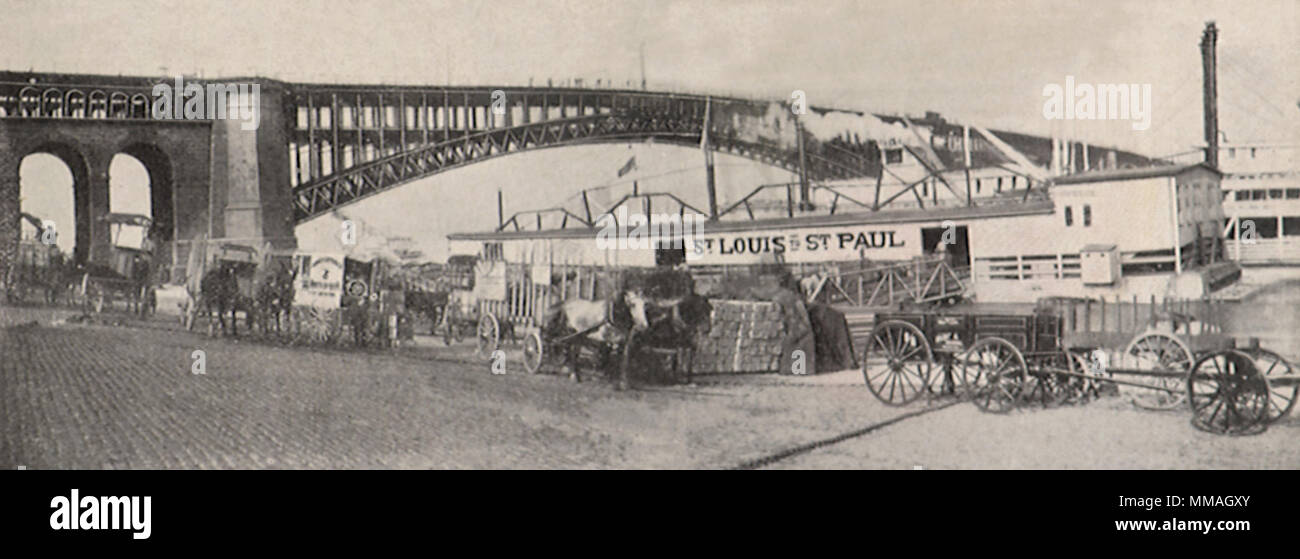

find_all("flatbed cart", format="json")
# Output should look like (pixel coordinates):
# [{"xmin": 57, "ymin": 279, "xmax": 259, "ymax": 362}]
[{"xmin": 862, "ymin": 306, "xmax": 1298, "ymax": 436}]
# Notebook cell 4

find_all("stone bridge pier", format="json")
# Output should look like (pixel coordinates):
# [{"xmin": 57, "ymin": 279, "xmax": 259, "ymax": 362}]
[{"xmin": 0, "ymin": 75, "xmax": 297, "ymax": 284}]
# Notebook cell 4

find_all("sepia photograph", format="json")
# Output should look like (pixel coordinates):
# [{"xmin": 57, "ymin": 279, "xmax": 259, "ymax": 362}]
[{"xmin": 1, "ymin": 0, "xmax": 1297, "ymax": 491}]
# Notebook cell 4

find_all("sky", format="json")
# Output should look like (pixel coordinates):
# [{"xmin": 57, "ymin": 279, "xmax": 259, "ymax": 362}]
[{"xmin": 10, "ymin": 0, "xmax": 1299, "ymax": 259}]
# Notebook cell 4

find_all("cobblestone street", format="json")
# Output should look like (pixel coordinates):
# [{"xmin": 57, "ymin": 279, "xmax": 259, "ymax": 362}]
[
  {"xmin": 0, "ymin": 310, "xmax": 913, "ymax": 469},
  {"xmin": 4, "ymin": 306, "xmax": 1298, "ymax": 470}
]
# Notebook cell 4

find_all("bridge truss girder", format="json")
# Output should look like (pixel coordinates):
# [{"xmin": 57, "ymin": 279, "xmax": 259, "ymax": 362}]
[{"xmin": 290, "ymin": 108, "xmax": 874, "ymax": 222}]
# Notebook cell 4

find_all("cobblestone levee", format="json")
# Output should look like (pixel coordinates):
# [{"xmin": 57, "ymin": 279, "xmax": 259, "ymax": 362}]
[{"xmin": 0, "ymin": 318, "xmax": 908, "ymax": 469}]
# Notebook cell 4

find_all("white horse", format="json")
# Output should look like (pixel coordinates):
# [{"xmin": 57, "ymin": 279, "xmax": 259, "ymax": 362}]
[{"xmin": 541, "ymin": 289, "xmax": 650, "ymax": 389}]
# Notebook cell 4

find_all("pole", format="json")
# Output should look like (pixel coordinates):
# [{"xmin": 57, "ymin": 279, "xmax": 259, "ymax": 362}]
[
  {"xmin": 701, "ymin": 97, "xmax": 718, "ymax": 220},
  {"xmin": 796, "ymin": 120, "xmax": 812, "ymax": 211},
  {"xmin": 639, "ymin": 42, "xmax": 647, "ymax": 91},
  {"xmin": 497, "ymin": 189, "xmax": 504, "ymax": 229},
  {"xmin": 1201, "ymin": 21, "xmax": 1219, "ymax": 168},
  {"xmin": 963, "ymin": 125, "xmax": 972, "ymax": 206}
]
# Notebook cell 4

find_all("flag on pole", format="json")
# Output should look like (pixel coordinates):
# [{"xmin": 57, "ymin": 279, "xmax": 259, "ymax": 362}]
[{"xmin": 617, "ymin": 156, "xmax": 637, "ymax": 177}]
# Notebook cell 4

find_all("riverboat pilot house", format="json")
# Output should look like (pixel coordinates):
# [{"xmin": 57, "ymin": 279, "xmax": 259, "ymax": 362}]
[{"xmin": 448, "ymin": 162, "xmax": 1236, "ymax": 304}]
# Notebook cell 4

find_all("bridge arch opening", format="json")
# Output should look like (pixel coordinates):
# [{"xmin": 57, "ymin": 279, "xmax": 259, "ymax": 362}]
[
  {"xmin": 18, "ymin": 145, "xmax": 89, "ymax": 263},
  {"xmin": 109, "ymin": 144, "xmax": 175, "ymax": 255},
  {"xmin": 108, "ymin": 154, "xmax": 151, "ymax": 248},
  {"xmin": 18, "ymin": 153, "xmax": 77, "ymax": 256}
]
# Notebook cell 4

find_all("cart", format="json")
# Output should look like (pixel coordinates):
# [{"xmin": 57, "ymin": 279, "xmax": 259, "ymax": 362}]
[
  {"xmin": 444, "ymin": 256, "xmax": 536, "ymax": 358},
  {"xmin": 861, "ymin": 299, "xmax": 1298, "ymax": 436},
  {"xmin": 184, "ymin": 243, "xmax": 259, "ymax": 334},
  {"xmin": 80, "ymin": 213, "xmax": 158, "ymax": 315},
  {"xmin": 521, "ymin": 267, "xmax": 701, "ymax": 387},
  {"xmin": 4, "ymin": 212, "xmax": 68, "ymax": 304}
]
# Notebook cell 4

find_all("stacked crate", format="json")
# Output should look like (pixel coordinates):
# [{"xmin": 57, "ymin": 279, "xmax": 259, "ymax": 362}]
[{"xmin": 690, "ymin": 300, "xmax": 785, "ymax": 374}]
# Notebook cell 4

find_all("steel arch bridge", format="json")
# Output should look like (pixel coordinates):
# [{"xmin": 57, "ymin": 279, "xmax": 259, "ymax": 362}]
[
  {"xmin": 0, "ymin": 70, "xmax": 1161, "ymax": 280},
  {"xmin": 284, "ymin": 85, "xmax": 880, "ymax": 222}
]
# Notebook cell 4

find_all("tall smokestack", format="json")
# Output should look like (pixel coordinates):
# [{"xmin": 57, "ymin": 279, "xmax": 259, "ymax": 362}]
[{"xmin": 1200, "ymin": 21, "xmax": 1219, "ymax": 168}]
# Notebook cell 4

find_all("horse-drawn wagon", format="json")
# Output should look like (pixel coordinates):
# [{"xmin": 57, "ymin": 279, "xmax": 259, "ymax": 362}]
[
  {"xmin": 862, "ymin": 296, "xmax": 1298, "ymax": 436},
  {"xmin": 3, "ymin": 212, "xmax": 69, "ymax": 304},
  {"xmin": 520, "ymin": 267, "xmax": 711, "ymax": 389},
  {"xmin": 184, "ymin": 242, "xmax": 261, "ymax": 335},
  {"xmin": 80, "ymin": 213, "xmax": 158, "ymax": 315}
]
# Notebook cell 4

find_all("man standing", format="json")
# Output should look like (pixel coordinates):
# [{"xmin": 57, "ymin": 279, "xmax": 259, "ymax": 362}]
[{"xmin": 774, "ymin": 273, "xmax": 816, "ymax": 375}]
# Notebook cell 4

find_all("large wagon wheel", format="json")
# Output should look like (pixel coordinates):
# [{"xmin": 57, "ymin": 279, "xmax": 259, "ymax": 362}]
[
  {"xmin": 522, "ymin": 330, "xmax": 545, "ymax": 374},
  {"xmin": 1187, "ymin": 349, "xmax": 1270, "ymax": 436},
  {"xmin": 862, "ymin": 320, "xmax": 932, "ymax": 406},
  {"xmin": 476, "ymin": 313, "xmax": 500, "ymax": 359},
  {"xmin": 964, "ymin": 337, "xmax": 1028, "ymax": 414},
  {"xmin": 1125, "ymin": 331, "xmax": 1193, "ymax": 411},
  {"xmin": 1247, "ymin": 349, "xmax": 1298, "ymax": 423}
]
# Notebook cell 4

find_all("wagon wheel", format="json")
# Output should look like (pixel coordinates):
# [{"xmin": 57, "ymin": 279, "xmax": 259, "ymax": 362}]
[
  {"xmin": 1247, "ymin": 349, "xmax": 1298, "ymax": 423},
  {"xmin": 522, "ymin": 330, "xmax": 545, "ymax": 374},
  {"xmin": 1055, "ymin": 350, "xmax": 1100, "ymax": 404},
  {"xmin": 1024, "ymin": 351, "xmax": 1082, "ymax": 407},
  {"xmin": 964, "ymin": 337, "xmax": 1028, "ymax": 414},
  {"xmin": 476, "ymin": 313, "xmax": 500, "ymax": 359},
  {"xmin": 1125, "ymin": 331, "xmax": 1192, "ymax": 411},
  {"xmin": 1187, "ymin": 349, "xmax": 1270, "ymax": 436},
  {"xmin": 862, "ymin": 320, "xmax": 932, "ymax": 406}
]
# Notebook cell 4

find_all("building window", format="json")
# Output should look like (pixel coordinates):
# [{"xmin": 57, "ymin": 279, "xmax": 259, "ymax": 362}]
[
  {"xmin": 997, "ymin": 177, "xmax": 1003, "ymax": 192},
  {"xmin": 1270, "ymin": 189, "xmax": 1284, "ymax": 199},
  {"xmin": 1251, "ymin": 190, "xmax": 1267, "ymax": 200},
  {"xmin": 1284, "ymin": 217, "xmax": 1300, "ymax": 237},
  {"xmin": 1287, "ymin": 189, "xmax": 1300, "ymax": 199},
  {"xmin": 884, "ymin": 148, "xmax": 903, "ymax": 164},
  {"xmin": 1251, "ymin": 148, "xmax": 1257, "ymax": 158},
  {"xmin": 1228, "ymin": 148, "xmax": 1236, "ymax": 158},
  {"xmin": 1235, "ymin": 190, "xmax": 1249, "ymax": 201},
  {"xmin": 483, "ymin": 242, "xmax": 504, "ymax": 261},
  {"xmin": 1083, "ymin": 205, "xmax": 1092, "ymax": 226},
  {"xmin": 975, "ymin": 179, "xmax": 981, "ymax": 193},
  {"xmin": 1064, "ymin": 206, "xmax": 1073, "ymax": 226},
  {"xmin": 1244, "ymin": 216, "xmax": 1278, "ymax": 238}
]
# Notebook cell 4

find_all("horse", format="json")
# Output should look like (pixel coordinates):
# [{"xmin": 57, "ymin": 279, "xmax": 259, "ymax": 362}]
[
  {"xmin": 637, "ymin": 292, "xmax": 713, "ymax": 384},
  {"xmin": 404, "ymin": 289, "xmax": 449, "ymax": 335},
  {"xmin": 198, "ymin": 263, "xmax": 242, "ymax": 336},
  {"xmin": 254, "ymin": 261, "xmax": 296, "ymax": 335},
  {"xmin": 539, "ymin": 288, "xmax": 650, "ymax": 390}
]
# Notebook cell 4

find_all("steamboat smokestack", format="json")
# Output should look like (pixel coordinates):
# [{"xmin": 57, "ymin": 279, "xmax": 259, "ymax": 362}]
[{"xmin": 1200, "ymin": 21, "xmax": 1219, "ymax": 168}]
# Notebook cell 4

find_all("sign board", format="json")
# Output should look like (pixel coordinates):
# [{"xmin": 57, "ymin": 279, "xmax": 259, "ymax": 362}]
[
  {"xmin": 685, "ymin": 225, "xmax": 922, "ymax": 265},
  {"xmin": 472, "ymin": 259, "xmax": 507, "ymax": 302},
  {"xmin": 293, "ymin": 252, "xmax": 345, "ymax": 309}
]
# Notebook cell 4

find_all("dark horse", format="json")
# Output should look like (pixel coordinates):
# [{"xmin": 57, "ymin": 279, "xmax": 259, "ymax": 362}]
[
  {"xmin": 637, "ymin": 291, "xmax": 713, "ymax": 384},
  {"xmin": 539, "ymin": 288, "xmax": 649, "ymax": 390},
  {"xmin": 254, "ymin": 261, "xmax": 296, "ymax": 335},
  {"xmin": 199, "ymin": 263, "xmax": 243, "ymax": 336},
  {"xmin": 404, "ymin": 289, "xmax": 449, "ymax": 335}
]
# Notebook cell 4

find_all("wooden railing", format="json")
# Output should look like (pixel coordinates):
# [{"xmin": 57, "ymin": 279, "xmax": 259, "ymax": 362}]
[
  {"xmin": 803, "ymin": 256, "xmax": 969, "ymax": 307},
  {"xmin": 1038, "ymin": 295, "xmax": 1228, "ymax": 338}
]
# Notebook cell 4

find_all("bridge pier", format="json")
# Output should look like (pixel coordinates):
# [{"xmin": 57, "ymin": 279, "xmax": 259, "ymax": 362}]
[{"xmin": 0, "ymin": 74, "xmax": 298, "ymax": 285}]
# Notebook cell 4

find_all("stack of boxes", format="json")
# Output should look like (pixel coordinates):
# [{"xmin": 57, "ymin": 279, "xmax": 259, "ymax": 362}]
[{"xmin": 690, "ymin": 300, "xmax": 786, "ymax": 373}]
